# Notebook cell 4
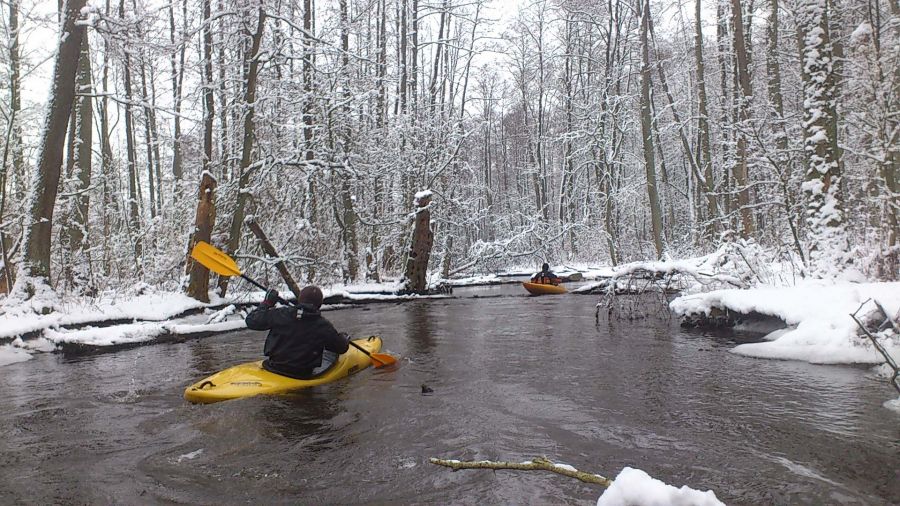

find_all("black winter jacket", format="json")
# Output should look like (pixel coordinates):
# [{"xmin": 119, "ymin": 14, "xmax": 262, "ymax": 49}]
[
  {"xmin": 531, "ymin": 269, "xmax": 560, "ymax": 285},
  {"xmin": 245, "ymin": 303, "xmax": 349, "ymax": 378}
]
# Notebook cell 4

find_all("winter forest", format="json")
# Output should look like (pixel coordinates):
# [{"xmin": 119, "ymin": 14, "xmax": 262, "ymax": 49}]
[
  {"xmin": 0, "ymin": 0, "xmax": 896, "ymax": 305},
  {"xmin": 1, "ymin": 0, "xmax": 899, "ymax": 502}
]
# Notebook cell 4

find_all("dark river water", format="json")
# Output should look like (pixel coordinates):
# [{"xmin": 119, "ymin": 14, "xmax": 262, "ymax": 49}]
[{"xmin": 1, "ymin": 283, "xmax": 898, "ymax": 505}]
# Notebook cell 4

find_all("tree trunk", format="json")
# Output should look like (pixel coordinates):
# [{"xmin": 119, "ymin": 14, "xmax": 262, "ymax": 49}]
[
  {"xmin": 338, "ymin": 0, "xmax": 359, "ymax": 282},
  {"xmin": 398, "ymin": 0, "xmax": 407, "ymax": 114},
  {"xmin": 185, "ymin": 0, "xmax": 218, "ymax": 302},
  {"xmin": 639, "ymin": 0, "xmax": 664, "ymax": 259},
  {"xmin": 216, "ymin": 0, "xmax": 229, "ymax": 183},
  {"xmin": 120, "ymin": 0, "xmax": 143, "ymax": 271},
  {"xmin": 694, "ymin": 0, "xmax": 718, "ymax": 238},
  {"xmin": 136, "ymin": 36, "xmax": 157, "ymax": 219},
  {"xmin": 98, "ymin": 0, "xmax": 115, "ymax": 276},
  {"xmin": 376, "ymin": 0, "xmax": 387, "ymax": 126},
  {"xmin": 731, "ymin": 0, "xmax": 755, "ymax": 238},
  {"xmin": 798, "ymin": 0, "xmax": 849, "ymax": 276},
  {"xmin": 410, "ymin": 0, "xmax": 419, "ymax": 116},
  {"xmin": 716, "ymin": 0, "xmax": 734, "ymax": 222},
  {"xmin": 303, "ymin": 0, "xmax": 315, "ymax": 158},
  {"xmin": 218, "ymin": 8, "xmax": 266, "ymax": 297},
  {"xmin": 148, "ymin": 66, "xmax": 163, "ymax": 212},
  {"xmin": 62, "ymin": 34, "xmax": 94, "ymax": 293},
  {"xmin": 2, "ymin": 0, "xmax": 23, "ymax": 290},
  {"xmin": 169, "ymin": 0, "xmax": 187, "ymax": 189},
  {"xmin": 766, "ymin": 0, "xmax": 806, "ymax": 264},
  {"xmin": 13, "ymin": 0, "xmax": 88, "ymax": 302},
  {"xmin": 429, "ymin": 0, "xmax": 448, "ymax": 108}
]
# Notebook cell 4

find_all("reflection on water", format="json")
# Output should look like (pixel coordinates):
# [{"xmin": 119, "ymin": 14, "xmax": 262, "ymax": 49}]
[{"xmin": 0, "ymin": 288, "xmax": 898, "ymax": 505}]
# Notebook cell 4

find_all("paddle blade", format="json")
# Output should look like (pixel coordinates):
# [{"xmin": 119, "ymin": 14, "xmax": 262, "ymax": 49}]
[
  {"xmin": 191, "ymin": 241, "xmax": 242, "ymax": 277},
  {"xmin": 369, "ymin": 352, "xmax": 398, "ymax": 368}
]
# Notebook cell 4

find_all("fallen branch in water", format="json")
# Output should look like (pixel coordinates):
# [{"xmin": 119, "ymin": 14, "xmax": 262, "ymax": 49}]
[{"xmin": 429, "ymin": 456, "xmax": 612, "ymax": 487}]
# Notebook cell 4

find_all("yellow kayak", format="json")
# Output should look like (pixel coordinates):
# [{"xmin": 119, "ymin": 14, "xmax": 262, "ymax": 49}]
[
  {"xmin": 184, "ymin": 336, "xmax": 383, "ymax": 404},
  {"xmin": 522, "ymin": 282, "xmax": 568, "ymax": 295}
]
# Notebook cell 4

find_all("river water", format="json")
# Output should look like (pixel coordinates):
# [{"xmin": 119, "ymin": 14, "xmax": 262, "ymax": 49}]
[{"xmin": 1, "ymin": 284, "xmax": 897, "ymax": 505}]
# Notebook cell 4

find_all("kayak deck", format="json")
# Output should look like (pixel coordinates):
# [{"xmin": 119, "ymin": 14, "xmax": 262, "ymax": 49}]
[
  {"xmin": 522, "ymin": 282, "xmax": 568, "ymax": 295},
  {"xmin": 184, "ymin": 336, "xmax": 383, "ymax": 404}
]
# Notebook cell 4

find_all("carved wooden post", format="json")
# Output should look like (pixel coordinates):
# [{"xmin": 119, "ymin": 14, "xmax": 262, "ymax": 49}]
[{"xmin": 402, "ymin": 191, "xmax": 434, "ymax": 292}]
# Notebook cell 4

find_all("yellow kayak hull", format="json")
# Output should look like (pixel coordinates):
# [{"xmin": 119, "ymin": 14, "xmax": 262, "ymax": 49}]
[
  {"xmin": 184, "ymin": 336, "xmax": 383, "ymax": 404},
  {"xmin": 522, "ymin": 282, "xmax": 568, "ymax": 295}
]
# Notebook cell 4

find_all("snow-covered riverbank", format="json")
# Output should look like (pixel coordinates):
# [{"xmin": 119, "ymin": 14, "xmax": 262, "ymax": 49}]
[
  {"xmin": 0, "ymin": 280, "xmax": 448, "ymax": 361},
  {"xmin": 670, "ymin": 281, "xmax": 900, "ymax": 365}
]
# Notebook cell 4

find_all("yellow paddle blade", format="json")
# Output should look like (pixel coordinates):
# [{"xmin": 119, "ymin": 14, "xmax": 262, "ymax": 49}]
[
  {"xmin": 370, "ymin": 352, "xmax": 398, "ymax": 368},
  {"xmin": 191, "ymin": 241, "xmax": 242, "ymax": 277}
]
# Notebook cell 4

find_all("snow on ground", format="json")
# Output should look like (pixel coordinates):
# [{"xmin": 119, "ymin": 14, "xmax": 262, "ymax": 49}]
[
  {"xmin": 885, "ymin": 397, "xmax": 900, "ymax": 413},
  {"xmin": 498, "ymin": 263, "xmax": 615, "ymax": 280},
  {"xmin": 44, "ymin": 319, "xmax": 247, "ymax": 347},
  {"xmin": 0, "ymin": 279, "xmax": 450, "ymax": 360},
  {"xmin": 0, "ymin": 290, "xmax": 220, "ymax": 341},
  {"xmin": 670, "ymin": 281, "xmax": 900, "ymax": 365},
  {"xmin": 321, "ymin": 281, "xmax": 404, "ymax": 294},
  {"xmin": 442, "ymin": 274, "xmax": 506, "ymax": 286},
  {"xmin": 597, "ymin": 467, "xmax": 724, "ymax": 506}
]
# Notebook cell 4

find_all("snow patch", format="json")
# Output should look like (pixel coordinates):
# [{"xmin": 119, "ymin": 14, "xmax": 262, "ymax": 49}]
[
  {"xmin": 884, "ymin": 397, "xmax": 900, "ymax": 413},
  {"xmin": 671, "ymin": 281, "xmax": 900, "ymax": 365},
  {"xmin": 597, "ymin": 467, "xmax": 724, "ymax": 506},
  {"xmin": 176, "ymin": 449, "xmax": 204, "ymax": 463}
]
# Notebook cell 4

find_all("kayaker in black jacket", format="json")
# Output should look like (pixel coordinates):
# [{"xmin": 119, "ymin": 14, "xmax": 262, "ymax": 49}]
[
  {"xmin": 531, "ymin": 263, "xmax": 561, "ymax": 285},
  {"xmin": 245, "ymin": 285, "xmax": 350, "ymax": 379}
]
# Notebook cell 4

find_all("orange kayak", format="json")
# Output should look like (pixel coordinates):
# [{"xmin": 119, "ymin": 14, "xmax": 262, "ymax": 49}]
[{"xmin": 522, "ymin": 282, "xmax": 568, "ymax": 295}]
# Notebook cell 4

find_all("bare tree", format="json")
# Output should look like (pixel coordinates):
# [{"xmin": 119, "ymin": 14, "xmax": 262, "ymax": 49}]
[
  {"xmin": 219, "ymin": 7, "xmax": 266, "ymax": 297},
  {"xmin": 731, "ymin": 0, "xmax": 755, "ymax": 238},
  {"xmin": 13, "ymin": 0, "xmax": 88, "ymax": 302},
  {"xmin": 638, "ymin": 0, "xmax": 664, "ymax": 258},
  {"xmin": 119, "ymin": 0, "xmax": 143, "ymax": 272},
  {"xmin": 169, "ymin": 0, "xmax": 187, "ymax": 188},
  {"xmin": 694, "ymin": 0, "xmax": 719, "ymax": 238},
  {"xmin": 61, "ymin": 33, "xmax": 94, "ymax": 292},
  {"xmin": 185, "ymin": 0, "xmax": 218, "ymax": 302}
]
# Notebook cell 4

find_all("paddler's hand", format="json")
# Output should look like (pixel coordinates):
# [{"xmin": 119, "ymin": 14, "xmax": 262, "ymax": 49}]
[{"xmin": 261, "ymin": 289, "xmax": 279, "ymax": 308}]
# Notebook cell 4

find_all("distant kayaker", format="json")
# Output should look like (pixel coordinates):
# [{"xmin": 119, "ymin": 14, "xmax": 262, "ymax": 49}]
[
  {"xmin": 531, "ymin": 263, "xmax": 561, "ymax": 285},
  {"xmin": 245, "ymin": 285, "xmax": 350, "ymax": 379}
]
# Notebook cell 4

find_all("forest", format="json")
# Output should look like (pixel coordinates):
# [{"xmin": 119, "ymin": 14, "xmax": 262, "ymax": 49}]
[{"xmin": 0, "ymin": 0, "xmax": 897, "ymax": 306}]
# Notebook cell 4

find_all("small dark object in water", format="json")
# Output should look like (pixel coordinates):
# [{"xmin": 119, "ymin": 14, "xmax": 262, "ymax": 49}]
[{"xmin": 421, "ymin": 384, "xmax": 434, "ymax": 394}]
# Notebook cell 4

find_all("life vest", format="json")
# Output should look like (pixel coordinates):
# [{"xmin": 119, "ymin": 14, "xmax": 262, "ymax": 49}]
[{"xmin": 534, "ymin": 273, "xmax": 559, "ymax": 285}]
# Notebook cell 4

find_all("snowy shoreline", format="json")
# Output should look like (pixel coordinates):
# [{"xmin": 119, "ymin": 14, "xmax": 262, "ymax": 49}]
[
  {"xmin": 0, "ymin": 281, "xmax": 451, "ymax": 361},
  {"xmin": 0, "ymin": 265, "xmax": 606, "ymax": 355},
  {"xmin": 3, "ymin": 269, "xmax": 898, "ymax": 367},
  {"xmin": 670, "ymin": 281, "xmax": 900, "ymax": 365}
]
